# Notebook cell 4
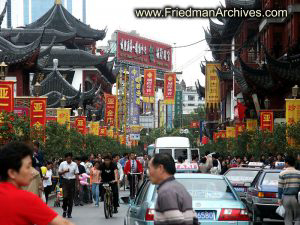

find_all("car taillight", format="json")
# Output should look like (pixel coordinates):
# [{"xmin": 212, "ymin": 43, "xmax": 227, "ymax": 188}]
[
  {"xmin": 145, "ymin": 208, "xmax": 155, "ymax": 221},
  {"xmin": 219, "ymin": 209, "xmax": 250, "ymax": 221},
  {"xmin": 257, "ymin": 192, "xmax": 276, "ymax": 198}
]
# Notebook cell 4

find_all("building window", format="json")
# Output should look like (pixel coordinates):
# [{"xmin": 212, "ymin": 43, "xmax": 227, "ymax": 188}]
[
  {"xmin": 188, "ymin": 104, "xmax": 195, "ymax": 106},
  {"xmin": 188, "ymin": 95, "xmax": 195, "ymax": 101}
]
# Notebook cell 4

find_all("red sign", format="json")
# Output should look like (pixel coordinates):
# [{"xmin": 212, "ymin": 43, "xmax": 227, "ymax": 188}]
[
  {"xmin": 260, "ymin": 110, "xmax": 274, "ymax": 132},
  {"xmin": 116, "ymin": 31, "xmax": 172, "ymax": 71},
  {"xmin": 143, "ymin": 69, "xmax": 156, "ymax": 98},
  {"xmin": 213, "ymin": 130, "xmax": 226, "ymax": 141},
  {"xmin": 236, "ymin": 123, "xmax": 246, "ymax": 136},
  {"xmin": 0, "ymin": 81, "xmax": 14, "ymax": 112},
  {"xmin": 105, "ymin": 94, "xmax": 116, "ymax": 126},
  {"xmin": 164, "ymin": 73, "xmax": 176, "ymax": 104},
  {"xmin": 46, "ymin": 117, "xmax": 56, "ymax": 122},
  {"xmin": 14, "ymin": 107, "xmax": 29, "ymax": 117},
  {"xmin": 190, "ymin": 121, "xmax": 200, "ymax": 128},
  {"xmin": 99, "ymin": 127, "xmax": 107, "ymax": 136},
  {"xmin": 30, "ymin": 97, "xmax": 47, "ymax": 140},
  {"xmin": 202, "ymin": 136, "xmax": 209, "ymax": 144},
  {"xmin": 75, "ymin": 116, "xmax": 86, "ymax": 135}
]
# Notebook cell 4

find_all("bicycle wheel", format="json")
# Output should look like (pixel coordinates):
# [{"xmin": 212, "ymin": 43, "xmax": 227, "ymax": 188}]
[
  {"xmin": 109, "ymin": 192, "xmax": 113, "ymax": 217},
  {"xmin": 104, "ymin": 194, "xmax": 109, "ymax": 219}
]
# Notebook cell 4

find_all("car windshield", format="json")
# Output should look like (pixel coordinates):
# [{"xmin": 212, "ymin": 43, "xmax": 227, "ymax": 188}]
[
  {"xmin": 225, "ymin": 170, "xmax": 259, "ymax": 183},
  {"xmin": 177, "ymin": 178, "xmax": 236, "ymax": 200},
  {"xmin": 262, "ymin": 173, "xmax": 279, "ymax": 186},
  {"xmin": 174, "ymin": 149, "xmax": 187, "ymax": 160}
]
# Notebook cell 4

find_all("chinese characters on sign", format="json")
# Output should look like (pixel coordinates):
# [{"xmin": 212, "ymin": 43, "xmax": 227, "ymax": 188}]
[
  {"xmin": 246, "ymin": 119, "xmax": 258, "ymax": 131},
  {"xmin": 286, "ymin": 99, "xmax": 300, "ymax": 145},
  {"xmin": 175, "ymin": 91, "xmax": 182, "ymax": 117},
  {"xmin": 89, "ymin": 122, "xmax": 99, "ymax": 136},
  {"xmin": 129, "ymin": 66, "xmax": 141, "ymax": 125},
  {"xmin": 226, "ymin": 127, "xmax": 236, "ymax": 138},
  {"xmin": 164, "ymin": 73, "xmax": 176, "ymax": 105},
  {"xmin": 236, "ymin": 123, "xmax": 245, "ymax": 137},
  {"xmin": 75, "ymin": 116, "xmax": 86, "ymax": 135},
  {"xmin": 260, "ymin": 110, "xmax": 274, "ymax": 132},
  {"xmin": 116, "ymin": 31, "xmax": 172, "ymax": 71},
  {"xmin": 143, "ymin": 69, "xmax": 156, "ymax": 103},
  {"xmin": 57, "ymin": 108, "xmax": 71, "ymax": 129},
  {"xmin": 0, "ymin": 81, "xmax": 14, "ymax": 112},
  {"xmin": 205, "ymin": 63, "xmax": 221, "ymax": 107},
  {"xmin": 30, "ymin": 97, "xmax": 47, "ymax": 139},
  {"xmin": 99, "ymin": 127, "xmax": 107, "ymax": 136},
  {"xmin": 213, "ymin": 130, "xmax": 226, "ymax": 141},
  {"xmin": 105, "ymin": 94, "xmax": 116, "ymax": 126}
]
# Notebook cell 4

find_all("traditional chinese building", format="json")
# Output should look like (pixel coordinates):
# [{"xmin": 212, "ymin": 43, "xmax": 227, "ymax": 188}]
[
  {"xmin": 0, "ymin": 0, "xmax": 116, "ymax": 116},
  {"xmin": 203, "ymin": 0, "xmax": 300, "ymax": 137}
]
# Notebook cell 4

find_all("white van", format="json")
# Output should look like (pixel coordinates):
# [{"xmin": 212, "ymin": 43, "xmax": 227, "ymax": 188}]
[{"xmin": 154, "ymin": 136, "xmax": 200, "ymax": 163}]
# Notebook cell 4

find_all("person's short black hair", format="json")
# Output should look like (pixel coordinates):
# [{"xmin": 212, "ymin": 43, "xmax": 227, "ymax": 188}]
[
  {"xmin": 200, "ymin": 157, "xmax": 207, "ymax": 164},
  {"xmin": 212, "ymin": 159, "xmax": 218, "ymax": 167},
  {"xmin": 152, "ymin": 153, "xmax": 176, "ymax": 175},
  {"xmin": 65, "ymin": 152, "xmax": 73, "ymax": 158},
  {"xmin": 192, "ymin": 154, "xmax": 199, "ymax": 161},
  {"xmin": 46, "ymin": 161, "xmax": 53, "ymax": 165},
  {"xmin": 103, "ymin": 154, "xmax": 112, "ymax": 160},
  {"xmin": 205, "ymin": 151, "xmax": 210, "ymax": 156},
  {"xmin": 0, "ymin": 142, "xmax": 33, "ymax": 181},
  {"xmin": 33, "ymin": 140, "xmax": 39, "ymax": 148},
  {"xmin": 285, "ymin": 155, "xmax": 296, "ymax": 167},
  {"xmin": 177, "ymin": 156, "xmax": 184, "ymax": 163},
  {"xmin": 74, "ymin": 157, "xmax": 81, "ymax": 161},
  {"xmin": 112, "ymin": 154, "xmax": 119, "ymax": 159}
]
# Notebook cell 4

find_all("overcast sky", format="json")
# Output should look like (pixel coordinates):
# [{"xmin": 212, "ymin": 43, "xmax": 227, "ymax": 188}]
[{"xmin": 83, "ymin": 0, "xmax": 225, "ymax": 87}]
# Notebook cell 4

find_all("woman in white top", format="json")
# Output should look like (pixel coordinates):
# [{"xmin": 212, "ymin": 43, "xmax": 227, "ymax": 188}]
[{"xmin": 43, "ymin": 161, "xmax": 53, "ymax": 204}]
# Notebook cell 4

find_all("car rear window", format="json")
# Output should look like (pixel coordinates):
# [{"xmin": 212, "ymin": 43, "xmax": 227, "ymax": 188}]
[
  {"xmin": 262, "ymin": 173, "xmax": 279, "ymax": 186},
  {"xmin": 159, "ymin": 149, "xmax": 172, "ymax": 155},
  {"xmin": 225, "ymin": 170, "xmax": 259, "ymax": 183},
  {"xmin": 175, "ymin": 149, "xmax": 188, "ymax": 160},
  {"xmin": 177, "ymin": 178, "xmax": 236, "ymax": 200}
]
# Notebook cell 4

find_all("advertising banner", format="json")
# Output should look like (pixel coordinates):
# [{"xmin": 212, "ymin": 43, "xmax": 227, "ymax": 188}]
[
  {"xmin": 75, "ymin": 116, "xmax": 86, "ymax": 135},
  {"xmin": 159, "ymin": 101, "xmax": 165, "ymax": 128},
  {"xmin": 143, "ymin": 69, "xmax": 156, "ymax": 103},
  {"xmin": 164, "ymin": 73, "xmax": 176, "ymax": 105},
  {"xmin": 205, "ymin": 63, "xmax": 221, "ymax": 108},
  {"xmin": 236, "ymin": 123, "xmax": 246, "ymax": 137},
  {"xmin": 260, "ymin": 110, "xmax": 274, "ymax": 132},
  {"xmin": 130, "ymin": 125, "xmax": 142, "ymax": 140},
  {"xmin": 30, "ymin": 97, "xmax": 47, "ymax": 129},
  {"xmin": 0, "ymin": 81, "xmax": 14, "ymax": 112},
  {"xmin": 286, "ymin": 99, "xmax": 300, "ymax": 145},
  {"xmin": 99, "ymin": 126, "xmax": 107, "ymax": 136},
  {"xmin": 57, "ymin": 108, "xmax": 71, "ymax": 129},
  {"xmin": 129, "ymin": 66, "xmax": 141, "ymax": 125},
  {"xmin": 105, "ymin": 94, "xmax": 116, "ymax": 126},
  {"xmin": 175, "ymin": 90, "xmax": 182, "ymax": 117},
  {"xmin": 89, "ymin": 122, "xmax": 99, "ymax": 136},
  {"xmin": 246, "ymin": 119, "xmax": 258, "ymax": 131},
  {"xmin": 213, "ymin": 130, "xmax": 226, "ymax": 141},
  {"xmin": 226, "ymin": 127, "xmax": 236, "ymax": 138},
  {"xmin": 190, "ymin": 121, "xmax": 200, "ymax": 128},
  {"xmin": 108, "ymin": 129, "xmax": 114, "ymax": 138},
  {"xmin": 116, "ymin": 30, "xmax": 172, "ymax": 71},
  {"xmin": 167, "ymin": 104, "xmax": 173, "ymax": 129}
]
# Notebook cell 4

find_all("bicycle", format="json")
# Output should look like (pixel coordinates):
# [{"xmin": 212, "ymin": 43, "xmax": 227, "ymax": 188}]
[
  {"xmin": 129, "ymin": 172, "xmax": 141, "ymax": 199},
  {"xmin": 102, "ymin": 181, "xmax": 115, "ymax": 219}
]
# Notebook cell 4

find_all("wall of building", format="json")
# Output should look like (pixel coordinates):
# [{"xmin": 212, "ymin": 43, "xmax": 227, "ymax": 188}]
[{"xmin": 182, "ymin": 87, "xmax": 204, "ymax": 115}]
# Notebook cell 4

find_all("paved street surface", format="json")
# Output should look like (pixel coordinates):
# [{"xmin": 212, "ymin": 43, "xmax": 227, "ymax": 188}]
[{"xmin": 51, "ymin": 190, "xmax": 129, "ymax": 225}]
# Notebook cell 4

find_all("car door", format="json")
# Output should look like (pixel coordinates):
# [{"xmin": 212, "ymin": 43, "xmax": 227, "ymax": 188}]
[
  {"xmin": 128, "ymin": 180, "xmax": 150, "ymax": 225},
  {"xmin": 246, "ymin": 171, "xmax": 262, "ymax": 209}
]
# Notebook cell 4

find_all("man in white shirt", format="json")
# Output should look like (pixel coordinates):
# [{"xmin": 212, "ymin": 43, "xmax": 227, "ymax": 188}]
[
  {"xmin": 58, "ymin": 152, "xmax": 79, "ymax": 219},
  {"xmin": 43, "ymin": 161, "xmax": 53, "ymax": 204}
]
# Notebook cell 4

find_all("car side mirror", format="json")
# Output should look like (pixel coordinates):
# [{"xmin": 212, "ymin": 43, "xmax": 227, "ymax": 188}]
[{"xmin": 244, "ymin": 182, "xmax": 251, "ymax": 187}]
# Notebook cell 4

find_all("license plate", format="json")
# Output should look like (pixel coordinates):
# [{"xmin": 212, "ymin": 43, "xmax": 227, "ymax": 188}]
[
  {"xmin": 234, "ymin": 187, "xmax": 245, "ymax": 192},
  {"xmin": 196, "ymin": 211, "xmax": 216, "ymax": 220}
]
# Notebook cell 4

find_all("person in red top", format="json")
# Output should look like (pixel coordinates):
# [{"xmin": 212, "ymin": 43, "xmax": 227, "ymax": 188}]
[
  {"xmin": 124, "ymin": 152, "xmax": 143, "ymax": 199},
  {"xmin": 0, "ymin": 142, "xmax": 74, "ymax": 225}
]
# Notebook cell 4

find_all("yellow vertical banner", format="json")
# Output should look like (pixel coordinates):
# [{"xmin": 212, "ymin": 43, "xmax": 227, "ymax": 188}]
[
  {"xmin": 226, "ymin": 127, "xmax": 236, "ymax": 138},
  {"xmin": 205, "ymin": 62, "xmax": 221, "ymax": 108},
  {"xmin": 159, "ymin": 101, "xmax": 164, "ymax": 128},
  {"xmin": 57, "ymin": 108, "xmax": 71, "ymax": 129},
  {"xmin": 108, "ymin": 129, "xmax": 114, "ymax": 138},
  {"xmin": 286, "ymin": 99, "xmax": 300, "ymax": 145},
  {"xmin": 89, "ymin": 122, "xmax": 99, "ymax": 136},
  {"xmin": 246, "ymin": 119, "xmax": 258, "ymax": 131}
]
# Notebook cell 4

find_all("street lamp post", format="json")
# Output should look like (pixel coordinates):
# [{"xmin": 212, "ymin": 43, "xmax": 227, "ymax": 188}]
[
  {"xmin": 292, "ymin": 85, "xmax": 299, "ymax": 99},
  {"xmin": 92, "ymin": 113, "xmax": 96, "ymax": 122},
  {"xmin": 264, "ymin": 98, "xmax": 270, "ymax": 110},
  {"xmin": 0, "ymin": 61, "xmax": 8, "ymax": 80},
  {"xmin": 78, "ymin": 106, "xmax": 83, "ymax": 116},
  {"xmin": 60, "ymin": 95, "xmax": 66, "ymax": 108},
  {"xmin": 33, "ymin": 81, "xmax": 42, "ymax": 97}
]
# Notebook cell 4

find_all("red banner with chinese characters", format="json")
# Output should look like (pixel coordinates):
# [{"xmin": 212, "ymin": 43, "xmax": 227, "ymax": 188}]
[
  {"xmin": 190, "ymin": 121, "xmax": 200, "ymax": 128},
  {"xmin": 143, "ymin": 69, "xmax": 156, "ymax": 103},
  {"xmin": 30, "ymin": 97, "xmax": 47, "ymax": 140},
  {"xmin": 202, "ymin": 136, "xmax": 209, "ymax": 144},
  {"xmin": 105, "ymin": 94, "xmax": 116, "ymax": 126},
  {"xmin": 99, "ymin": 126, "xmax": 107, "ymax": 136},
  {"xmin": 164, "ymin": 73, "xmax": 176, "ymax": 104},
  {"xmin": 260, "ymin": 110, "xmax": 274, "ymax": 132},
  {"xmin": 0, "ymin": 81, "xmax": 14, "ymax": 112},
  {"xmin": 236, "ymin": 123, "xmax": 246, "ymax": 137},
  {"xmin": 75, "ymin": 116, "xmax": 86, "ymax": 135},
  {"xmin": 213, "ymin": 130, "xmax": 226, "ymax": 141}
]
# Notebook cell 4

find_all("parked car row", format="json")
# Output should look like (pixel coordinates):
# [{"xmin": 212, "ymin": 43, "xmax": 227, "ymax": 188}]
[{"xmin": 125, "ymin": 162, "xmax": 283, "ymax": 225}]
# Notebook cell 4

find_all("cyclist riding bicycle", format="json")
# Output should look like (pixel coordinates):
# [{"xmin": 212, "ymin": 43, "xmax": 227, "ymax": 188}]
[
  {"xmin": 124, "ymin": 152, "xmax": 143, "ymax": 199},
  {"xmin": 100, "ymin": 154, "xmax": 119, "ymax": 213}
]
